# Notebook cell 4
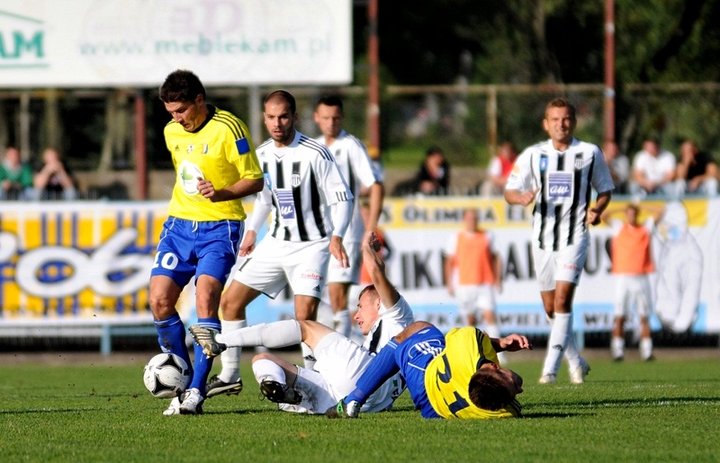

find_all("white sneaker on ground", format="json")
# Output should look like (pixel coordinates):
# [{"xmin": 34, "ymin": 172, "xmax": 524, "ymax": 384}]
[
  {"xmin": 570, "ymin": 358, "xmax": 591, "ymax": 384},
  {"xmin": 163, "ymin": 396, "xmax": 181, "ymax": 416},
  {"xmin": 179, "ymin": 388, "xmax": 204, "ymax": 415},
  {"xmin": 538, "ymin": 373, "xmax": 557, "ymax": 384}
]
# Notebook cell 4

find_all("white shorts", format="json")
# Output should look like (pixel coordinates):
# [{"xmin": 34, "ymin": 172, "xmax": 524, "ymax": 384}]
[
  {"xmin": 288, "ymin": 332, "xmax": 373, "ymax": 414},
  {"xmin": 614, "ymin": 274, "xmax": 653, "ymax": 318},
  {"xmin": 326, "ymin": 240, "xmax": 361, "ymax": 285},
  {"xmin": 455, "ymin": 284, "xmax": 496, "ymax": 316},
  {"xmin": 532, "ymin": 235, "xmax": 588, "ymax": 291},
  {"xmin": 233, "ymin": 236, "xmax": 329, "ymax": 299}
]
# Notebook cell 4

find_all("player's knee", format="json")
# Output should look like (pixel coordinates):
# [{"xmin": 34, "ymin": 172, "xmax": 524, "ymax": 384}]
[
  {"xmin": 149, "ymin": 293, "xmax": 177, "ymax": 319},
  {"xmin": 219, "ymin": 293, "xmax": 243, "ymax": 319}
]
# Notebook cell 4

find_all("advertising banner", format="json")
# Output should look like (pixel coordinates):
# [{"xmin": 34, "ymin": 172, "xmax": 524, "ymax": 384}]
[
  {"xmin": 0, "ymin": 197, "xmax": 718, "ymax": 336},
  {"xmin": 0, "ymin": 0, "xmax": 352, "ymax": 87}
]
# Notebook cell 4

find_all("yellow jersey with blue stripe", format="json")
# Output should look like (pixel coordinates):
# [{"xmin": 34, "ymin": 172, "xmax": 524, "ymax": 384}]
[
  {"xmin": 165, "ymin": 106, "xmax": 263, "ymax": 221},
  {"xmin": 424, "ymin": 327, "xmax": 521, "ymax": 419}
]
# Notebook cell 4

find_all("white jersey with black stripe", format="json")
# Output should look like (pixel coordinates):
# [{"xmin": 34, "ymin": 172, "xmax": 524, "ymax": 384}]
[
  {"xmin": 255, "ymin": 130, "xmax": 353, "ymax": 242},
  {"xmin": 361, "ymin": 295, "xmax": 414, "ymax": 412},
  {"xmin": 506, "ymin": 138, "xmax": 614, "ymax": 250},
  {"xmin": 316, "ymin": 130, "xmax": 382, "ymax": 242}
]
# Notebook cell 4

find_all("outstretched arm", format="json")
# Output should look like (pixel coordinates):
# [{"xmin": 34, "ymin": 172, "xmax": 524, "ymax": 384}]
[
  {"xmin": 491, "ymin": 334, "xmax": 532, "ymax": 353},
  {"xmin": 362, "ymin": 231, "xmax": 400, "ymax": 309}
]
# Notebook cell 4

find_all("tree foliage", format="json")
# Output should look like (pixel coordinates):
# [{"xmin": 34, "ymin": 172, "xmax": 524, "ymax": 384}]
[{"xmin": 359, "ymin": 0, "xmax": 720, "ymax": 85}]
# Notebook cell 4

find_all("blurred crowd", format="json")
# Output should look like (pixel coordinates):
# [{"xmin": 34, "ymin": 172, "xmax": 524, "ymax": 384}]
[
  {"xmin": 3, "ymin": 136, "xmax": 718, "ymax": 201},
  {"xmin": 391, "ymin": 137, "xmax": 719, "ymax": 199}
]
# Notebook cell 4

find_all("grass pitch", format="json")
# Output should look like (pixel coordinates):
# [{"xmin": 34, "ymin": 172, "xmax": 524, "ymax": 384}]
[{"xmin": 0, "ymin": 349, "xmax": 718, "ymax": 463}]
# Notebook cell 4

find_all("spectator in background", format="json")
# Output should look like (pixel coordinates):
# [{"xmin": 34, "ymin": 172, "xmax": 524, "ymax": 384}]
[
  {"xmin": 0, "ymin": 146, "xmax": 33, "ymax": 200},
  {"xmin": 602, "ymin": 203, "xmax": 664, "ymax": 362},
  {"xmin": 602, "ymin": 140, "xmax": 630, "ymax": 195},
  {"xmin": 676, "ymin": 139, "xmax": 718, "ymax": 196},
  {"xmin": 33, "ymin": 147, "xmax": 78, "ymax": 200},
  {"xmin": 629, "ymin": 138, "xmax": 676, "ymax": 198},
  {"xmin": 480, "ymin": 141, "xmax": 518, "ymax": 197},
  {"xmin": 415, "ymin": 145, "xmax": 450, "ymax": 195},
  {"xmin": 444, "ymin": 208, "xmax": 505, "ymax": 364}
]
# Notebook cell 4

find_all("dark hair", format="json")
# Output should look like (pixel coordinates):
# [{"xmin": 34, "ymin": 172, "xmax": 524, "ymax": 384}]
[
  {"xmin": 315, "ymin": 94, "xmax": 344, "ymax": 112},
  {"xmin": 264, "ymin": 90, "xmax": 296, "ymax": 114},
  {"xmin": 159, "ymin": 70, "xmax": 206, "ymax": 103},
  {"xmin": 545, "ymin": 97, "xmax": 576, "ymax": 120},
  {"xmin": 468, "ymin": 368, "xmax": 514, "ymax": 411},
  {"xmin": 425, "ymin": 145, "xmax": 444, "ymax": 156}
]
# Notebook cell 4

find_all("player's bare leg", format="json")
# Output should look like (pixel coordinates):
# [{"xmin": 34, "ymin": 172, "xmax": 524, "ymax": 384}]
[
  {"xmin": 611, "ymin": 315, "xmax": 626, "ymax": 361},
  {"xmin": 207, "ymin": 279, "xmax": 260, "ymax": 397}
]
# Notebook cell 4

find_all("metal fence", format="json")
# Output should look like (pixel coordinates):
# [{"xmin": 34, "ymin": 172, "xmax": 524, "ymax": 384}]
[{"xmin": 1, "ymin": 82, "xmax": 719, "ymax": 189}]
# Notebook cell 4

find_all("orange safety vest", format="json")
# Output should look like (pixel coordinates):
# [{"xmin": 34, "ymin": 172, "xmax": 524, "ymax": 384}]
[
  {"xmin": 452, "ymin": 231, "xmax": 496, "ymax": 285},
  {"xmin": 611, "ymin": 223, "xmax": 654, "ymax": 274}
]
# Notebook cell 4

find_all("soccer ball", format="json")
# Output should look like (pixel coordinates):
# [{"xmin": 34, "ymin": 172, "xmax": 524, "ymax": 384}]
[{"xmin": 142, "ymin": 353, "xmax": 191, "ymax": 398}]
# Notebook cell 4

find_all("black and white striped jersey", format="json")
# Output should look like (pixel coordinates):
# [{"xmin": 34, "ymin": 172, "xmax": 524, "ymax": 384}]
[
  {"xmin": 316, "ymin": 130, "xmax": 382, "ymax": 242},
  {"xmin": 506, "ymin": 138, "xmax": 614, "ymax": 250},
  {"xmin": 254, "ymin": 130, "xmax": 353, "ymax": 242}
]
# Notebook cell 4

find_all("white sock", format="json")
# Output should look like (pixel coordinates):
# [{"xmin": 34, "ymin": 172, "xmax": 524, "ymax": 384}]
[
  {"xmin": 316, "ymin": 299, "xmax": 335, "ymax": 327},
  {"xmin": 217, "ymin": 319, "xmax": 246, "ymax": 383},
  {"xmin": 301, "ymin": 342, "xmax": 316, "ymax": 370},
  {"xmin": 542, "ymin": 312, "xmax": 572, "ymax": 376},
  {"xmin": 333, "ymin": 309, "xmax": 352, "ymax": 337},
  {"xmin": 640, "ymin": 337, "xmax": 653, "ymax": 360},
  {"xmin": 611, "ymin": 336, "xmax": 625, "ymax": 358},
  {"xmin": 252, "ymin": 358, "xmax": 287, "ymax": 385},
  {"xmin": 563, "ymin": 323, "xmax": 583, "ymax": 371},
  {"xmin": 483, "ymin": 323, "xmax": 507, "ymax": 365},
  {"xmin": 217, "ymin": 320, "xmax": 302, "ymax": 349}
]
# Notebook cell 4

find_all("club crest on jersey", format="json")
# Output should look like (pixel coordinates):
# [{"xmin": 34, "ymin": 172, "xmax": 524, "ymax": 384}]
[
  {"xmin": 291, "ymin": 174, "xmax": 301, "ymax": 187},
  {"xmin": 574, "ymin": 157, "xmax": 583, "ymax": 170},
  {"xmin": 202, "ymin": 144, "xmax": 209, "ymax": 154}
]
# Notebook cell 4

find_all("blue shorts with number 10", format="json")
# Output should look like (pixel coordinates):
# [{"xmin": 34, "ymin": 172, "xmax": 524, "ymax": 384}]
[{"xmin": 151, "ymin": 217, "xmax": 243, "ymax": 287}]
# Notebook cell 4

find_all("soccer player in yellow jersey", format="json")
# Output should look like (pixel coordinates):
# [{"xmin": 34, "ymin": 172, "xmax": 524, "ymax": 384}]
[
  {"xmin": 328, "ymin": 321, "xmax": 530, "ymax": 419},
  {"xmin": 149, "ymin": 70, "xmax": 264, "ymax": 415}
]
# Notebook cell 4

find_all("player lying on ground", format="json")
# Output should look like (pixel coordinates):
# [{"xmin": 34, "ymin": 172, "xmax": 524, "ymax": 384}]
[
  {"xmin": 190, "ymin": 232, "xmax": 414, "ymax": 414},
  {"xmin": 326, "ymin": 320, "xmax": 531, "ymax": 419}
]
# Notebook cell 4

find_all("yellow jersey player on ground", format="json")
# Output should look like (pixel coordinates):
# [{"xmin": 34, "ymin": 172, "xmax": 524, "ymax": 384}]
[
  {"xmin": 444, "ymin": 208, "xmax": 505, "ymax": 362},
  {"xmin": 149, "ymin": 69, "xmax": 264, "ymax": 416},
  {"xmin": 327, "ymin": 321, "xmax": 530, "ymax": 419}
]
